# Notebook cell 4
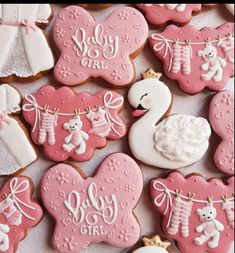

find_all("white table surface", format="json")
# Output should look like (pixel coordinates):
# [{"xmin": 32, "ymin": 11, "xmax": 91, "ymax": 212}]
[{"xmin": 0, "ymin": 3, "xmax": 234, "ymax": 253}]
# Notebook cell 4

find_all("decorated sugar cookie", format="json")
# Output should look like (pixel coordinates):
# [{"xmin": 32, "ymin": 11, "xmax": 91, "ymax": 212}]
[
  {"xmin": 136, "ymin": 4, "xmax": 201, "ymax": 26},
  {"xmin": 209, "ymin": 90, "xmax": 234, "ymax": 175},
  {"xmin": 0, "ymin": 4, "xmax": 54, "ymax": 83},
  {"xmin": 41, "ymin": 153, "xmax": 143, "ymax": 252},
  {"xmin": 150, "ymin": 172, "xmax": 234, "ymax": 253},
  {"xmin": 148, "ymin": 23, "xmax": 234, "ymax": 94},
  {"xmin": 128, "ymin": 69, "xmax": 211, "ymax": 169},
  {"xmin": 0, "ymin": 84, "xmax": 37, "ymax": 175},
  {"xmin": 132, "ymin": 235, "xmax": 170, "ymax": 253},
  {"xmin": 22, "ymin": 85, "xmax": 126, "ymax": 162},
  {"xmin": 53, "ymin": 5, "xmax": 148, "ymax": 87},
  {"xmin": 0, "ymin": 176, "xmax": 43, "ymax": 253}
]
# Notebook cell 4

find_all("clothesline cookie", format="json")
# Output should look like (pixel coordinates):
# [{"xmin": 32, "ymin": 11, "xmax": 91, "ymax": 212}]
[
  {"xmin": 136, "ymin": 4, "xmax": 201, "ymax": 27},
  {"xmin": 128, "ymin": 69, "xmax": 211, "ymax": 169},
  {"xmin": 0, "ymin": 176, "xmax": 43, "ymax": 253},
  {"xmin": 150, "ymin": 171, "xmax": 234, "ymax": 253},
  {"xmin": 0, "ymin": 84, "xmax": 37, "ymax": 176},
  {"xmin": 132, "ymin": 235, "xmax": 170, "ymax": 253},
  {"xmin": 209, "ymin": 90, "xmax": 234, "ymax": 175},
  {"xmin": 41, "ymin": 153, "xmax": 143, "ymax": 252},
  {"xmin": 148, "ymin": 23, "xmax": 234, "ymax": 94},
  {"xmin": 22, "ymin": 85, "xmax": 126, "ymax": 162},
  {"xmin": 53, "ymin": 5, "xmax": 148, "ymax": 87},
  {"xmin": 0, "ymin": 4, "xmax": 54, "ymax": 83}
]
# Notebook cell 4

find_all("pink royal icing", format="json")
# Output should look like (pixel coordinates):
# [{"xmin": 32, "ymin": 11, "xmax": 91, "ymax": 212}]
[
  {"xmin": 136, "ymin": 4, "xmax": 201, "ymax": 26},
  {"xmin": 209, "ymin": 90, "xmax": 234, "ymax": 175},
  {"xmin": 53, "ymin": 5, "xmax": 148, "ymax": 86},
  {"xmin": 22, "ymin": 85, "xmax": 126, "ymax": 162},
  {"xmin": 41, "ymin": 153, "xmax": 143, "ymax": 252},
  {"xmin": 148, "ymin": 23, "xmax": 234, "ymax": 94},
  {"xmin": 150, "ymin": 172, "xmax": 234, "ymax": 253},
  {"xmin": 0, "ymin": 177, "xmax": 43, "ymax": 253}
]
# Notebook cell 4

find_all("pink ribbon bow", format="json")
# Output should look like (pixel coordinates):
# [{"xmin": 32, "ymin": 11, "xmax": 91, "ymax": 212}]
[
  {"xmin": 22, "ymin": 19, "xmax": 37, "ymax": 35},
  {"xmin": 0, "ymin": 112, "xmax": 11, "ymax": 130}
]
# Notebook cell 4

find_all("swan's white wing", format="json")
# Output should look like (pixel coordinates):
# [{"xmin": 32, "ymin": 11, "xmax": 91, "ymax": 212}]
[{"xmin": 154, "ymin": 114, "xmax": 211, "ymax": 162}]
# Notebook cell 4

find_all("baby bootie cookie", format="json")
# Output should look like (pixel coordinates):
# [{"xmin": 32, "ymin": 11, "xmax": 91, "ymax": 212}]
[{"xmin": 41, "ymin": 153, "xmax": 143, "ymax": 252}]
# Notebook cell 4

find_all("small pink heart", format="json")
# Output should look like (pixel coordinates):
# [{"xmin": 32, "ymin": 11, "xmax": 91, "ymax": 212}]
[
  {"xmin": 120, "ymin": 200, "xmax": 129, "ymax": 209},
  {"xmin": 62, "ymin": 218, "xmax": 72, "ymax": 226},
  {"xmin": 63, "ymin": 40, "xmax": 72, "ymax": 48}
]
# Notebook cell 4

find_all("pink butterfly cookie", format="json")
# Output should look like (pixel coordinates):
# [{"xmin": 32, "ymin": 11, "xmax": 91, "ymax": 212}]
[
  {"xmin": 136, "ymin": 4, "xmax": 201, "ymax": 26},
  {"xmin": 41, "ymin": 153, "xmax": 143, "ymax": 252},
  {"xmin": 150, "ymin": 172, "xmax": 234, "ymax": 253},
  {"xmin": 53, "ymin": 5, "xmax": 149, "ymax": 86},
  {"xmin": 209, "ymin": 90, "xmax": 234, "ymax": 175},
  {"xmin": 0, "ymin": 177, "xmax": 43, "ymax": 253},
  {"xmin": 149, "ymin": 23, "xmax": 234, "ymax": 94},
  {"xmin": 22, "ymin": 85, "xmax": 126, "ymax": 162}
]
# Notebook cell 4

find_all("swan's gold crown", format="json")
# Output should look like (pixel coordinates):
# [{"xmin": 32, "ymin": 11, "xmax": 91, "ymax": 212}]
[
  {"xmin": 143, "ymin": 235, "xmax": 170, "ymax": 249},
  {"xmin": 141, "ymin": 69, "xmax": 162, "ymax": 80}
]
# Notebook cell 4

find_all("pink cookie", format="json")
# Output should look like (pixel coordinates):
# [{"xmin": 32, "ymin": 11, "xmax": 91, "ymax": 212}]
[
  {"xmin": 53, "ymin": 5, "xmax": 148, "ymax": 87},
  {"xmin": 41, "ymin": 153, "xmax": 143, "ymax": 252},
  {"xmin": 0, "ymin": 177, "xmax": 43, "ymax": 253},
  {"xmin": 136, "ymin": 4, "xmax": 201, "ymax": 26},
  {"xmin": 148, "ymin": 23, "xmax": 234, "ymax": 94},
  {"xmin": 150, "ymin": 172, "xmax": 234, "ymax": 253},
  {"xmin": 22, "ymin": 85, "xmax": 126, "ymax": 162},
  {"xmin": 209, "ymin": 90, "xmax": 234, "ymax": 175}
]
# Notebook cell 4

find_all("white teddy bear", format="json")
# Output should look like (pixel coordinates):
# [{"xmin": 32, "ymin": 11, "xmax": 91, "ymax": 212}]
[
  {"xmin": 194, "ymin": 205, "xmax": 224, "ymax": 249},
  {"xmin": 0, "ymin": 224, "xmax": 10, "ymax": 251},
  {"xmin": 198, "ymin": 43, "xmax": 226, "ymax": 82},
  {"xmin": 62, "ymin": 116, "xmax": 89, "ymax": 155}
]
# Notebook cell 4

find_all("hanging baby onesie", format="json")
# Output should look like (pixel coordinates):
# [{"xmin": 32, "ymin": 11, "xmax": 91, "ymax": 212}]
[
  {"xmin": 0, "ymin": 4, "xmax": 54, "ymax": 78},
  {"xmin": 217, "ymin": 36, "xmax": 234, "ymax": 63},
  {"xmin": 0, "ymin": 84, "xmax": 37, "ymax": 175},
  {"xmin": 38, "ymin": 111, "xmax": 58, "ymax": 145},
  {"xmin": 222, "ymin": 198, "xmax": 234, "ymax": 229},
  {"xmin": 167, "ymin": 196, "xmax": 193, "ymax": 237},
  {"xmin": 86, "ymin": 108, "xmax": 113, "ymax": 138}
]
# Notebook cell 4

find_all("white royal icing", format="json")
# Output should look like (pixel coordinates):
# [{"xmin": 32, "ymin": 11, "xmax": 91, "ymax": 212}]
[
  {"xmin": 133, "ymin": 246, "xmax": 168, "ymax": 253},
  {"xmin": 128, "ymin": 78, "xmax": 211, "ymax": 169},
  {"xmin": 0, "ymin": 84, "xmax": 37, "ymax": 175},
  {"xmin": 0, "ymin": 224, "xmax": 10, "ymax": 251},
  {"xmin": 0, "ymin": 4, "xmax": 54, "ymax": 78}
]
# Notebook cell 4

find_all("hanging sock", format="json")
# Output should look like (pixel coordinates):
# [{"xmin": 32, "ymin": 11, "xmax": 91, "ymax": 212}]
[
  {"xmin": 218, "ymin": 36, "xmax": 234, "ymax": 63},
  {"xmin": 170, "ymin": 41, "xmax": 182, "ymax": 74},
  {"xmin": 222, "ymin": 198, "xmax": 234, "ymax": 229}
]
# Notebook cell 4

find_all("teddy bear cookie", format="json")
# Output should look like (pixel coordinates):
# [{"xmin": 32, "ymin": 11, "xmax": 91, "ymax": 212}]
[
  {"xmin": 41, "ymin": 153, "xmax": 143, "ymax": 252},
  {"xmin": 132, "ymin": 235, "xmax": 170, "ymax": 253},
  {"xmin": 22, "ymin": 85, "xmax": 126, "ymax": 162},
  {"xmin": 149, "ymin": 23, "xmax": 234, "ymax": 94},
  {"xmin": 0, "ymin": 84, "xmax": 37, "ymax": 176},
  {"xmin": 128, "ymin": 69, "xmax": 211, "ymax": 169},
  {"xmin": 136, "ymin": 4, "xmax": 201, "ymax": 26},
  {"xmin": 0, "ymin": 176, "xmax": 43, "ymax": 253},
  {"xmin": 0, "ymin": 4, "xmax": 54, "ymax": 83},
  {"xmin": 209, "ymin": 90, "xmax": 234, "ymax": 175},
  {"xmin": 53, "ymin": 5, "xmax": 148, "ymax": 87},
  {"xmin": 150, "ymin": 171, "xmax": 234, "ymax": 253}
]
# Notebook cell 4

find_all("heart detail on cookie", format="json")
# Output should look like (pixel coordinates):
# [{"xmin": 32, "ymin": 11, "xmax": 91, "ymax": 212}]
[
  {"xmin": 53, "ymin": 5, "xmax": 148, "ymax": 86},
  {"xmin": 41, "ymin": 153, "xmax": 143, "ymax": 252}
]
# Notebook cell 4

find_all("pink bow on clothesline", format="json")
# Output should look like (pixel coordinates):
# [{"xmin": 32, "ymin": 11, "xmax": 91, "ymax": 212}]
[
  {"xmin": 0, "ymin": 111, "xmax": 11, "ymax": 130},
  {"xmin": 22, "ymin": 19, "xmax": 37, "ymax": 35}
]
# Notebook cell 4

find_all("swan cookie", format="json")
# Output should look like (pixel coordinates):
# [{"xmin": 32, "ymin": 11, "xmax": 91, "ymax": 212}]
[
  {"xmin": 0, "ymin": 4, "xmax": 54, "ymax": 83},
  {"xmin": 41, "ymin": 153, "xmax": 143, "ymax": 252},
  {"xmin": 136, "ymin": 4, "xmax": 201, "ymax": 26},
  {"xmin": 53, "ymin": 5, "xmax": 148, "ymax": 87},
  {"xmin": 0, "ymin": 176, "xmax": 43, "ymax": 253},
  {"xmin": 150, "ymin": 171, "xmax": 234, "ymax": 253},
  {"xmin": 22, "ymin": 85, "xmax": 126, "ymax": 162},
  {"xmin": 209, "ymin": 90, "xmax": 234, "ymax": 175},
  {"xmin": 128, "ymin": 69, "xmax": 211, "ymax": 169},
  {"xmin": 0, "ymin": 84, "xmax": 37, "ymax": 175},
  {"xmin": 148, "ymin": 23, "xmax": 234, "ymax": 94},
  {"xmin": 132, "ymin": 235, "xmax": 170, "ymax": 253}
]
